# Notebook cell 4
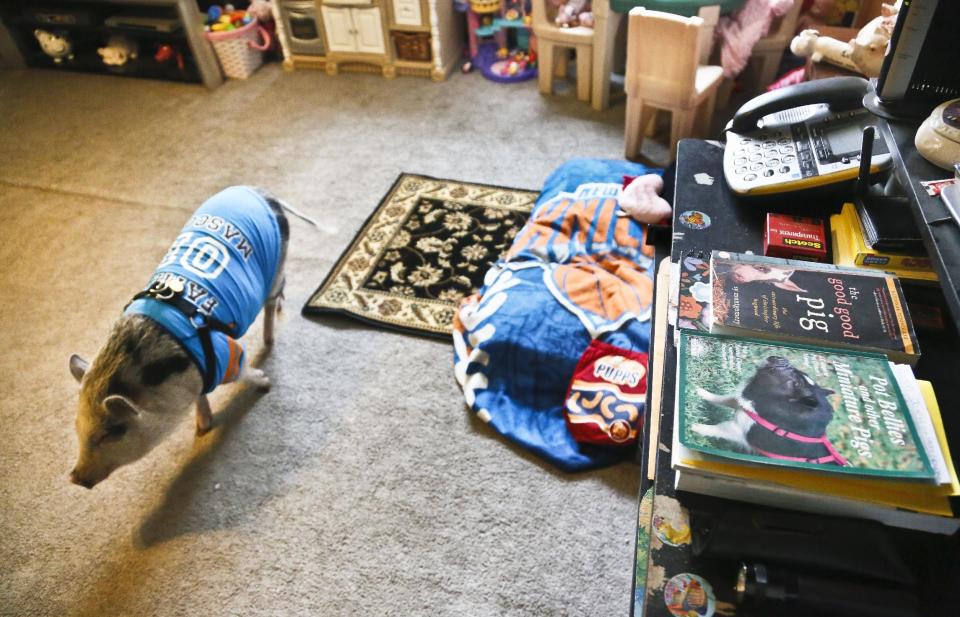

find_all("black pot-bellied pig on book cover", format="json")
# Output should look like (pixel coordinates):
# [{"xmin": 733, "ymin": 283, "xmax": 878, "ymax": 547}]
[
  {"xmin": 677, "ymin": 332, "xmax": 934, "ymax": 481},
  {"xmin": 709, "ymin": 251, "xmax": 920, "ymax": 365}
]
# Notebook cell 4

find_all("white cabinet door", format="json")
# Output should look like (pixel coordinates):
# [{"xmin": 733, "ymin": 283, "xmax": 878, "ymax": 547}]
[
  {"xmin": 321, "ymin": 6, "xmax": 357, "ymax": 53},
  {"xmin": 392, "ymin": 0, "xmax": 422, "ymax": 27},
  {"xmin": 352, "ymin": 7, "xmax": 386, "ymax": 55}
]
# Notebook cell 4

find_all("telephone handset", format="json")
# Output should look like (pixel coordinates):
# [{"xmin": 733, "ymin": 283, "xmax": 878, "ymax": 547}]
[{"xmin": 723, "ymin": 77, "xmax": 892, "ymax": 196}]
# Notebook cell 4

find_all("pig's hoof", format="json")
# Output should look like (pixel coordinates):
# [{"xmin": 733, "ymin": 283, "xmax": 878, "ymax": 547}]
[
  {"xmin": 196, "ymin": 421, "xmax": 212, "ymax": 437},
  {"xmin": 257, "ymin": 377, "xmax": 272, "ymax": 392}
]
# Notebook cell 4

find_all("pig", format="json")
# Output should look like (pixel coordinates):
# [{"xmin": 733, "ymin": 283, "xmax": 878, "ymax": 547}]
[{"xmin": 68, "ymin": 186, "xmax": 292, "ymax": 488}]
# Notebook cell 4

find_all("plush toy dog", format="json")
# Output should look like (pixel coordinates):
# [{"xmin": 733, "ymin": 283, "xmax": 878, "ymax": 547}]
[{"xmin": 790, "ymin": 2, "xmax": 900, "ymax": 78}]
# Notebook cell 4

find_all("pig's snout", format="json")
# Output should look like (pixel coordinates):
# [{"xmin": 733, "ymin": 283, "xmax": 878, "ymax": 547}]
[{"xmin": 69, "ymin": 469, "xmax": 96, "ymax": 489}]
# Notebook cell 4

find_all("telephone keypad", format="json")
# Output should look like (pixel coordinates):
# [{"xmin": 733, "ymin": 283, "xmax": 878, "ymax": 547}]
[{"xmin": 727, "ymin": 128, "xmax": 811, "ymax": 190}]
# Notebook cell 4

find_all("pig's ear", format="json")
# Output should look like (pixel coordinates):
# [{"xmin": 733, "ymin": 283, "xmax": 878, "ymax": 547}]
[
  {"xmin": 69, "ymin": 354, "xmax": 89, "ymax": 383},
  {"xmin": 102, "ymin": 395, "xmax": 142, "ymax": 420}
]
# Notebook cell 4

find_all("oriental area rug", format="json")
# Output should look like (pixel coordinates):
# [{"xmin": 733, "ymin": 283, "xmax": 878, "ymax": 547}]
[{"xmin": 303, "ymin": 174, "xmax": 538, "ymax": 339}]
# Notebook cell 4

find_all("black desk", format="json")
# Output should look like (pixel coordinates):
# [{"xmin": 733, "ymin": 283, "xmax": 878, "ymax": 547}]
[
  {"xmin": 880, "ymin": 120, "xmax": 960, "ymax": 334},
  {"xmin": 633, "ymin": 139, "xmax": 960, "ymax": 617}
]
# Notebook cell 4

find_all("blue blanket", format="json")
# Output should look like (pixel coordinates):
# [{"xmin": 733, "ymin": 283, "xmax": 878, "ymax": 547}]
[{"xmin": 453, "ymin": 159, "xmax": 659, "ymax": 471}]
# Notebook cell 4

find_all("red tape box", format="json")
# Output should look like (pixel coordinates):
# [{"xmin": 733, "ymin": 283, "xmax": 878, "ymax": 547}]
[{"xmin": 764, "ymin": 213, "xmax": 827, "ymax": 262}]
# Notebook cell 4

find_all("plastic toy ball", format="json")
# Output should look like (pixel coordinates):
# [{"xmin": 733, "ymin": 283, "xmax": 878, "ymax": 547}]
[
  {"xmin": 507, "ymin": 61, "xmax": 519, "ymax": 76},
  {"xmin": 207, "ymin": 6, "xmax": 222, "ymax": 22},
  {"xmin": 219, "ymin": 15, "xmax": 232, "ymax": 24},
  {"xmin": 225, "ymin": 3, "xmax": 235, "ymax": 11},
  {"xmin": 496, "ymin": 47, "xmax": 508, "ymax": 59}
]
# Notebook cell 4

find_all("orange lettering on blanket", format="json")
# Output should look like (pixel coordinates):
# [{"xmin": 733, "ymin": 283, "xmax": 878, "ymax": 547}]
[
  {"xmin": 552, "ymin": 259, "xmax": 651, "ymax": 322},
  {"xmin": 591, "ymin": 198, "xmax": 617, "ymax": 246}
]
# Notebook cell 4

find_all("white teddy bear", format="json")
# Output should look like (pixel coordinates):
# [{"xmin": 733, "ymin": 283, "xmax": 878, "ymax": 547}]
[
  {"xmin": 34, "ymin": 29, "xmax": 74, "ymax": 64},
  {"xmin": 98, "ymin": 35, "xmax": 139, "ymax": 67}
]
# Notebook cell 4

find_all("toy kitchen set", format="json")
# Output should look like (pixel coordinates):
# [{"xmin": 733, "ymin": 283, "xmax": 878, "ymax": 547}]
[{"xmin": 273, "ymin": 0, "xmax": 462, "ymax": 80}]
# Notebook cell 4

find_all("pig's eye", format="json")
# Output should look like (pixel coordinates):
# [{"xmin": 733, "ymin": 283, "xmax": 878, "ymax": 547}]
[{"xmin": 101, "ymin": 423, "xmax": 128, "ymax": 443}]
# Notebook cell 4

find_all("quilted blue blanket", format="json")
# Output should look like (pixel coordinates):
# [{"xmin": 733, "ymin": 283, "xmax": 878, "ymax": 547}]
[{"xmin": 453, "ymin": 159, "xmax": 660, "ymax": 471}]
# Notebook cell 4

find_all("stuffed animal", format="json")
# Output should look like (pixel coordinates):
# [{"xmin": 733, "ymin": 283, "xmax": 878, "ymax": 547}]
[
  {"xmin": 247, "ymin": 0, "xmax": 274, "ymax": 23},
  {"xmin": 849, "ymin": 4, "xmax": 900, "ymax": 77},
  {"xmin": 34, "ymin": 29, "xmax": 74, "ymax": 64},
  {"xmin": 789, "ymin": 29, "xmax": 859, "ymax": 73},
  {"xmin": 98, "ymin": 35, "xmax": 139, "ymax": 67},
  {"xmin": 620, "ymin": 175, "xmax": 672, "ymax": 224},
  {"xmin": 553, "ymin": 0, "xmax": 593, "ymax": 29},
  {"xmin": 790, "ymin": 2, "xmax": 899, "ymax": 78}
]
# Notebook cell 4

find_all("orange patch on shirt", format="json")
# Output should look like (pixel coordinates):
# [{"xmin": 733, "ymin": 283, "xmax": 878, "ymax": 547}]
[{"xmin": 222, "ymin": 337, "xmax": 243, "ymax": 384}]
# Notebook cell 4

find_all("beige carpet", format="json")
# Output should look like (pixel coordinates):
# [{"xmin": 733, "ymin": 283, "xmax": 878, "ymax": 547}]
[{"xmin": 0, "ymin": 65, "xmax": 650, "ymax": 616}]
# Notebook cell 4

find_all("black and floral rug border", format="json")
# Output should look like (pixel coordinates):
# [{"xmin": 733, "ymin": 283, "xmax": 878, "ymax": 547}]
[{"xmin": 302, "ymin": 173, "xmax": 538, "ymax": 339}]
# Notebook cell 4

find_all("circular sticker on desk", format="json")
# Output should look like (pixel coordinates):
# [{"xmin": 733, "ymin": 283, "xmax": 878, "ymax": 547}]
[
  {"xmin": 664, "ymin": 573, "xmax": 715, "ymax": 617},
  {"xmin": 679, "ymin": 210, "xmax": 711, "ymax": 230},
  {"xmin": 652, "ymin": 512, "xmax": 692, "ymax": 547},
  {"xmin": 652, "ymin": 495, "xmax": 692, "ymax": 547}
]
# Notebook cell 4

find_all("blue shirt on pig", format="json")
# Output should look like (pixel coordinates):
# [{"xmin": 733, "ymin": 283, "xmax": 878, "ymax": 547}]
[{"xmin": 125, "ymin": 186, "xmax": 282, "ymax": 392}]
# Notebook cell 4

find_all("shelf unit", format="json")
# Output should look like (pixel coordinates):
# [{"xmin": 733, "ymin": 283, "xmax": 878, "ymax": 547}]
[{"xmin": 0, "ymin": 0, "xmax": 223, "ymax": 88}]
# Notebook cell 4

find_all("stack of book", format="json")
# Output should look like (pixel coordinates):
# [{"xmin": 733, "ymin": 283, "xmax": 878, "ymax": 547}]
[
  {"xmin": 831, "ymin": 202, "xmax": 938, "ymax": 282},
  {"xmin": 669, "ymin": 251, "xmax": 959, "ymax": 534}
]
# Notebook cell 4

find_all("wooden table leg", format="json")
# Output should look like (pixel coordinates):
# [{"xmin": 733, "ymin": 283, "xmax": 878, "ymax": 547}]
[{"xmin": 591, "ymin": 1, "xmax": 622, "ymax": 112}]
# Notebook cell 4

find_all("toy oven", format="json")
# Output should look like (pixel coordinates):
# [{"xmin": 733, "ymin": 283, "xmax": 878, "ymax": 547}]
[{"xmin": 279, "ymin": 0, "xmax": 325, "ymax": 55}]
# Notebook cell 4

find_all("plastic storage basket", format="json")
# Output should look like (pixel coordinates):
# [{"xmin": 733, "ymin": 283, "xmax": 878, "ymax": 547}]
[{"xmin": 205, "ymin": 18, "xmax": 271, "ymax": 79}]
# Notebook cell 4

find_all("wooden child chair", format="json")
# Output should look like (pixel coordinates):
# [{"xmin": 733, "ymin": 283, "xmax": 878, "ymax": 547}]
[
  {"xmin": 531, "ymin": 0, "xmax": 594, "ymax": 103},
  {"xmin": 623, "ymin": 7, "xmax": 723, "ymax": 161}
]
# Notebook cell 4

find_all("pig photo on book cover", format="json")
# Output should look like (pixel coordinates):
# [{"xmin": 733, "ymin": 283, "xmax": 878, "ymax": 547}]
[{"xmin": 678, "ymin": 334, "xmax": 933, "ymax": 479}]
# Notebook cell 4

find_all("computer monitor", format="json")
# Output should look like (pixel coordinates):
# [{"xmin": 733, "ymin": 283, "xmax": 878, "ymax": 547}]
[{"xmin": 868, "ymin": 0, "xmax": 960, "ymax": 119}]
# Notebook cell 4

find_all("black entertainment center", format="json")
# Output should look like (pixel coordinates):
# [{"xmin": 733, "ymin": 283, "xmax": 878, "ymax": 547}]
[{"xmin": 0, "ymin": 0, "xmax": 223, "ymax": 87}]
